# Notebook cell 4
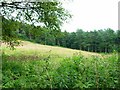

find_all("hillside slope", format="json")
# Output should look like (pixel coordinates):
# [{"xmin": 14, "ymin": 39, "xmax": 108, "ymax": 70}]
[{"xmin": 14, "ymin": 41, "xmax": 101, "ymax": 58}]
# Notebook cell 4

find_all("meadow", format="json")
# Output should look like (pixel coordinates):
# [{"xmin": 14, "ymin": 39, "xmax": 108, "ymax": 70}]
[{"xmin": 1, "ymin": 41, "xmax": 119, "ymax": 89}]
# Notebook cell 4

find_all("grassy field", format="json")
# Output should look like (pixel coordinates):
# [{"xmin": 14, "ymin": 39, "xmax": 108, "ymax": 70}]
[{"xmin": 1, "ymin": 41, "xmax": 119, "ymax": 89}]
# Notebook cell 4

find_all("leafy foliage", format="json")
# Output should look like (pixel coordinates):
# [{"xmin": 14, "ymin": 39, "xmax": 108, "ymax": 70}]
[
  {"xmin": 2, "ymin": 51, "xmax": 119, "ymax": 89},
  {"xmin": 2, "ymin": 17, "xmax": 20, "ymax": 49},
  {"xmin": 1, "ymin": 1, "xmax": 71, "ymax": 47}
]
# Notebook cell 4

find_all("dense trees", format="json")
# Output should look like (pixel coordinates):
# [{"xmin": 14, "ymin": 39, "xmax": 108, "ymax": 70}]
[
  {"xmin": 2, "ymin": 17, "xmax": 119, "ymax": 53},
  {"xmin": 64, "ymin": 29, "xmax": 119, "ymax": 53},
  {"xmin": 6, "ymin": 18, "xmax": 117, "ymax": 53}
]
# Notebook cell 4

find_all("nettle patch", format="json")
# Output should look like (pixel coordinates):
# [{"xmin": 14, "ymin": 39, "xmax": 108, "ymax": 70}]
[{"xmin": 2, "ymin": 53, "xmax": 119, "ymax": 89}]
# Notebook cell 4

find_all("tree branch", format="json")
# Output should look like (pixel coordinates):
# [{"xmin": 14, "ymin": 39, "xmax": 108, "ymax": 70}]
[{"xmin": 0, "ymin": 2, "xmax": 36, "ymax": 9}]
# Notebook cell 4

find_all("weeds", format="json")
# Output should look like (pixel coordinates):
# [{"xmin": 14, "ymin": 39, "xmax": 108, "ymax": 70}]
[{"xmin": 2, "ymin": 50, "xmax": 119, "ymax": 89}]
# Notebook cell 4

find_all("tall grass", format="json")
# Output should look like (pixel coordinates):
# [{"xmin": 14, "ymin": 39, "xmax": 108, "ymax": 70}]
[{"xmin": 2, "ymin": 50, "xmax": 119, "ymax": 89}]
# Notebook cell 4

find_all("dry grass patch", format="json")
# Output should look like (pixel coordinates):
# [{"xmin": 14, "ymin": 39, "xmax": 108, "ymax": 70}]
[{"xmin": 15, "ymin": 41, "xmax": 102, "ymax": 58}]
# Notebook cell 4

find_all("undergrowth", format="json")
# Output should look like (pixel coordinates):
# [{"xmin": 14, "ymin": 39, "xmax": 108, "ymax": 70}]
[{"xmin": 2, "ymin": 51, "xmax": 119, "ymax": 89}]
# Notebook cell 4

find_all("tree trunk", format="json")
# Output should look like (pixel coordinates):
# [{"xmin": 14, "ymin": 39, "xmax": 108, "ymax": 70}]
[
  {"xmin": 105, "ymin": 48, "xmax": 107, "ymax": 53},
  {"xmin": 87, "ymin": 46, "xmax": 90, "ymax": 51},
  {"xmin": 29, "ymin": 33, "xmax": 32, "ymax": 40}
]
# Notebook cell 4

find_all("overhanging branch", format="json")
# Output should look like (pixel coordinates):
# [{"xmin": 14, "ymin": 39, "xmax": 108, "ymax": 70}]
[{"xmin": 0, "ymin": 2, "xmax": 36, "ymax": 9}]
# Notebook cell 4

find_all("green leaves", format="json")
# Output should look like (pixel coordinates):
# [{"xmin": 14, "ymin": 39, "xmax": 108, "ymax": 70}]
[
  {"xmin": 2, "ymin": 52, "xmax": 119, "ymax": 88},
  {"xmin": 2, "ymin": 17, "xmax": 20, "ymax": 49},
  {"xmin": 1, "ymin": 1, "xmax": 71, "ymax": 30},
  {"xmin": 1, "ymin": 1, "xmax": 71, "ymax": 48}
]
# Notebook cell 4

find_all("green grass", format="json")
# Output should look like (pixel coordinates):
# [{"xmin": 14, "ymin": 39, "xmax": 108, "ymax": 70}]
[{"xmin": 1, "ymin": 41, "xmax": 119, "ymax": 89}]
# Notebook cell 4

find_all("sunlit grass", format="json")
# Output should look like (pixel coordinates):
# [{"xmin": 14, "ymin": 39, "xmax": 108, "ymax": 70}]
[{"xmin": 2, "ymin": 41, "xmax": 102, "ymax": 58}]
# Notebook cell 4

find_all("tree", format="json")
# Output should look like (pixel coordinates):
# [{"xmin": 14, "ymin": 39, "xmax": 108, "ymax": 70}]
[
  {"xmin": 2, "ymin": 17, "xmax": 20, "ymax": 48},
  {"xmin": 75, "ymin": 29, "xmax": 84, "ymax": 50},
  {"xmin": 1, "ymin": 1, "xmax": 71, "ymax": 47}
]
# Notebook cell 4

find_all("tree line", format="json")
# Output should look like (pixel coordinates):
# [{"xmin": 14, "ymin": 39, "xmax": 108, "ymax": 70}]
[
  {"xmin": 21, "ymin": 27, "xmax": 119, "ymax": 53},
  {"xmin": 3, "ymin": 17, "xmax": 119, "ymax": 53}
]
